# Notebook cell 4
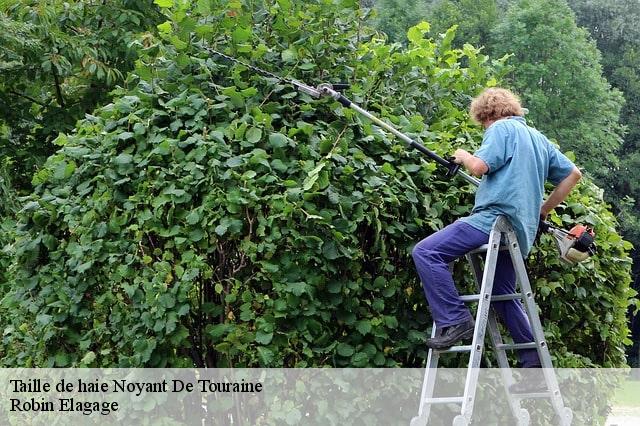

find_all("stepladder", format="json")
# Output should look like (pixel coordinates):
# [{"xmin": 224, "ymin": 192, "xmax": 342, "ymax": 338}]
[{"xmin": 411, "ymin": 216, "xmax": 573, "ymax": 426}]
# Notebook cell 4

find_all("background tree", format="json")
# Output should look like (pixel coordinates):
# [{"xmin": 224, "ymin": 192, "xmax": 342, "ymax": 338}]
[
  {"xmin": 370, "ymin": 0, "xmax": 426, "ymax": 42},
  {"xmin": 419, "ymin": 0, "xmax": 498, "ymax": 48},
  {"xmin": 490, "ymin": 0, "xmax": 625, "ymax": 183},
  {"xmin": 566, "ymin": 0, "xmax": 640, "ymax": 367}
]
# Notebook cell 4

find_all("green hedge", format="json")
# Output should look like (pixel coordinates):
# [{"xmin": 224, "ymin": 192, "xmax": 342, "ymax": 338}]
[{"xmin": 0, "ymin": 1, "xmax": 634, "ymax": 373}]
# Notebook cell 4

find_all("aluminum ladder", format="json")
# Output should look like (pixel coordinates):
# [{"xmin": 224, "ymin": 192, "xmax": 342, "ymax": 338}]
[{"xmin": 410, "ymin": 216, "xmax": 573, "ymax": 426}]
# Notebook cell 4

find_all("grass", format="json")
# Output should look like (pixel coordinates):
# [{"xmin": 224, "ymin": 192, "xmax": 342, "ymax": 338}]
[{"xmin": 613, "ymin": 379, "xmax": 640, "ymax": 407}]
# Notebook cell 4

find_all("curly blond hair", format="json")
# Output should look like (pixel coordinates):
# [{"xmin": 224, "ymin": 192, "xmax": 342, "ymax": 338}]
[{"xmin": 469, "ymin": 88, "xmax": 524, "ymax": 125}]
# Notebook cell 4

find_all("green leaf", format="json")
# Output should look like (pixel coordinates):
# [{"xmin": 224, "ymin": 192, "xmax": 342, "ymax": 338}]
[
  {"xmin": 114, "ymin": 153, "xmax": 133, "ymax": 165},
  {"xmin": 382, "ymin": 286, "xmax": 395, "ymax": 297},
  {"xmin": 80, "ymin": 351, "xmax": 96, "ymax": 365},
  {"xmin": 281, "ymin": 48, "xmax": 297, "ymax": 62},
  {"xmin": 302, "ymin": 173, "xmax": 319, "ymax": 191},
  {"xmin": 327, "ymin": 281, "xmax": 341, "ymax": 294},
  {"xmin": 196, "ymin": 0, "xmax": 211, "ymax": 14},
  {"xmin": 298, "ymin": 62, "xmax": 315, "ymax": 70},
  {"xmin": 55, "ymin": 353, "xmax": 70, "ymax": 367},
  {"xmin": 355, "ymin": 320, "xmax": 372, "ymax": 335},
  {"xmin": 384, "ymin": 316, "xmax": 398, "ymax": 329},
  {"xmin": 319, "ymin": 138, "xmax": 333, "ymax": 154},
  {"xmin": 226, "ymin": 156, "xmax": 244, "ymax": 167},
  {"xmin": 302, "ymin": 162, "xmax": 326, "ymax": 191},
  {"xmin": 118, "ymin": 131, "xmax": 134, "ymax": 140},
  {"xmin": 188, "ymin": 228, "xmax": 205, "ymax": 242},
  {"xmin": 246, "ymin": 127, "xmax": 262, "ymax": 143},
  {"xmin": 407, "ymin": 27, "xmax": 424, "ymax": 44},
  {"xmin": 269, "ymin": 132, "xmax": 288, "ymax": 148},
  {"xmin": 286, "ymin": 282, "xmax": 309, "ymax": 296},
  {"xmin": 255, "ymin": 330, "xmax": 274, "ymax": 345},
  {"xmin": 381, "ymin": 162, "xmax": 394, "ymax": 175},
  {"xmin": 215, "ymin": 223, "xmax": 228, "ymax": 235},
  {"xmin": 373, "ymin": 276, "xmax": 386, "ymax": 288},
  {"xmin": 336, "ymin": 343, "xmax": 354, "ymax": 357},
  {"xmin": 53, "ymin": 133, "xmax": 68, "ymax": 146},
  {"xmin": 351, "ymin": 352, "xmax": 368, "ymax": 367},
  {"xmin": 77, "ymin": 261, "xmax": 93, "ymax": 273},
  {"xmin": 257, "ymin": 346, "xmax": 274, "ymax": 365},
  {"xmin": 271, "ymin": 159, "xmax": 289, "ymax": 172},
  {"xmin": 170, "ymin": 35, "xmax": 188, "ymax": 51},
  {"xmin": 157, "ymin": 21, "xmax": 173, "ymax": 34},
  {"xmin": 195, "ymin": 24, "xmax": 214, "ymax": 36},
  {"xmin": 185, "ymin": 210, "xmax": 201, "ymax": 225},
  {"xmin": 232, "ymin": 26, "xmax": 251, "ymax": 43},
  {"xmin": 322, "ymin": 241, "xmax": 339, "ymax": 260},
  {"xmin": 207, "ymin": 324, "xmax": 232, "ymax": 340},
  {"xmin": 154, "ymin": 0, "xmax": 174, "ymax": 7}
]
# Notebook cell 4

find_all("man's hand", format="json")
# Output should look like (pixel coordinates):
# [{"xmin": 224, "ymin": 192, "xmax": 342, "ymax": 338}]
[
  {"xmin": 453, "ymin": 148, "xmax": 488, "ymax": 177},
  {"xmin": 452, "ymin": 148, "xmax": 471, "ymax": 164}
]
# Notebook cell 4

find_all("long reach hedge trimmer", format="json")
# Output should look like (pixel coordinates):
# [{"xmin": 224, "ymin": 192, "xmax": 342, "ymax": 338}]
[{"xmin": 207, "ymin": 48, "xmax": 596, "ymax": 264}]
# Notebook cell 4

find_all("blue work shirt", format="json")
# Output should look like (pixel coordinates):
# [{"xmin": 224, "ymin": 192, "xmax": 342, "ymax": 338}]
[{"xmin": 459, "ymin": 116, "xmax": 575, "ymax": 256}]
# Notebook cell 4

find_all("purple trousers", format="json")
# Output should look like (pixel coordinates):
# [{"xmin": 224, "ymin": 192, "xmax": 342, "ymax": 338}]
[{"xmin": 412, "ymin": 220, "xmax": 540, "ymax": 367}]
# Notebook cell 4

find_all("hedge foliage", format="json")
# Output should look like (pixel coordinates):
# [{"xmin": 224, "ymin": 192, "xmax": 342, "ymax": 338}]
[{"xmin": 0, "ymin": 0, "xmax": 635, "ymax": 373}]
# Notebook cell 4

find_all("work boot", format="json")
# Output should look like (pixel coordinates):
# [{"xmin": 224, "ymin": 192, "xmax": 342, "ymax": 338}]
[
  {"xmin": 509, "ymin": 371, "xmax": 547, "ymax": 394},
  {"xmin": 426, "ymin": 319, "xmax": 475, "ymax": 350}
]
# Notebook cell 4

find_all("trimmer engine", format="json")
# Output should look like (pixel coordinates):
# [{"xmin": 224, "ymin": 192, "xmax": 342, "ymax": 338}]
[{"xmin": 546, "ymin": 224, "xmax": 596, "ymax": 264}]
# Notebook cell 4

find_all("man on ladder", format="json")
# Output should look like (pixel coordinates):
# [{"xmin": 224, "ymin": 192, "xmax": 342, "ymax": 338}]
[{"xmin": 412, "ymin": 88, "xmax": 582, "ymax": 388}]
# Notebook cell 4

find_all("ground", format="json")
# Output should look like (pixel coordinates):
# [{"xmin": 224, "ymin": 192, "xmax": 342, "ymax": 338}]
[{"xmin": 605, "ymin": 380, "xmax": 640, "ymax": 426}]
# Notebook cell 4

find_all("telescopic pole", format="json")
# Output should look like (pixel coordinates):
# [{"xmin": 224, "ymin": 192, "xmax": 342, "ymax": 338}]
[
  {"xmin": 205, "ymin": 47, "xmax": 479, "ymax": 185},
  {"xmin": 316, "ymin": 84, "xmax": 481, "ymax": 186}
]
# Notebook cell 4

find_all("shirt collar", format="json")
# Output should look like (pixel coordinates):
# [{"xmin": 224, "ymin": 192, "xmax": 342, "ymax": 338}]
[
  {"xmin": 488, "ymin": 116, "xmax": 526, "ymax": 129},
  {"xmin": 508, "ymin": 116, "xmax": 527, "ymax": 124}
]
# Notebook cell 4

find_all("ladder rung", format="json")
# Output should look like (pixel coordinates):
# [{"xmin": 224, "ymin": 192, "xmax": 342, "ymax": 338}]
[
  {"xmin": 459, "ymin": 293, "xmax": 522, "ymax": 302},
  {"xmin": 512, "ymin": 391, "xmax": 551, "ymax": 399},
  {"xmin": 437, "ymin": 345, "xmax": 473, "ymax": 353},
  {"xmin": 496, "ymin": 342, "xmax": 537, "ymax": 350},
  {"xmin": 468, "ymin": 244, "xmax": 508, "ymax": 254},
  {"xmin": 425, "ymin": 397, "xmax": 464, "ymax": 404}
]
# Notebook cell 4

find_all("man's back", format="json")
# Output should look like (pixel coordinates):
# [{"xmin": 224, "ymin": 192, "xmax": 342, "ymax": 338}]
[{"xmin": 460, "ymin": 116, "xmax": 575, "ymax": 255}]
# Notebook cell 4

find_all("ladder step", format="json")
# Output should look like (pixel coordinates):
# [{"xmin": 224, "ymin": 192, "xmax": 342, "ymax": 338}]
[
  {"xmin": 425, "ymin": 397, "xmax": 464, "ymax": 404},
  {"xmin": 512, "ymin": 391, "xmax": 552, "ymax": 399},
  {"xmin": 459, "ymin": 293, "xmax": 522, "ymax": 302},
  {"xmin": 496, "ymin": 342, "xmax": 537, "ymax": 350},
  {"xmin": 468, "ymin": 244, "xmax": 508, "ymax": 254},
  {"xmin": 437, "ymin": 345, "xmax": 473, "ymax": 353}
]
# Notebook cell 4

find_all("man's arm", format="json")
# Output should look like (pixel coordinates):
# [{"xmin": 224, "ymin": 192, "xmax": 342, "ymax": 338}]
[
  {"xmin": 453, "ymin": 148, "xmax": 489, "ymax": 177},
  {"xmin": 540, "ymin": 166, "xmax": 582, "ymax": 218}
]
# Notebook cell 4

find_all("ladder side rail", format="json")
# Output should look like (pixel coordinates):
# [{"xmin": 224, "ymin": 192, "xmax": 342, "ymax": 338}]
[
  {"xmin": 467, "ymin": 245, "xmax": 528, "ymax": 425},
  {"xmin": 457, "ymin": 225, "xmax": 502, "ymax": 423},
  {"xmin": 416, "ymin": 325, "xmax": 441, "ymax": 422},
  {"xmin": 500, "ymin": 221, "xmax": 573, "ymax": 426},
  {"xmin": 498, "ymin": 222, "xmax": 554, "ymax": 367}
]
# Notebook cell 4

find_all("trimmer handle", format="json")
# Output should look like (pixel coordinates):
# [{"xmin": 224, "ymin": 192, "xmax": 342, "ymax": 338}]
[
  {"xmin": 331, "ymin": 83, "xmax": 350, "ymax": 91},
  {"xmin": 538, "ymin": 217, "xmax": 551, "ymax": 234},
  {"xmin": 445, "ymin": 156, "xmax": 461, "ymax": 178}
]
